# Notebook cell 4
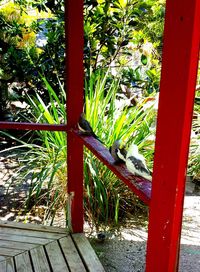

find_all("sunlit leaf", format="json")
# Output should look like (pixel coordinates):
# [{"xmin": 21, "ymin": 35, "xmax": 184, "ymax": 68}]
[
  {"xmin": 141, "ymin": 54, "xmax": 148, "ymax": 65},
  {"xmin": 119, "ymin": 0, "xmax": 127, "ymax": 8}
]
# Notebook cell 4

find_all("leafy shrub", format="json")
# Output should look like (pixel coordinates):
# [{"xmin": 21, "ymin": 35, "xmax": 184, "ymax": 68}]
[{"xmin": 1, "ymin": 69, "xmax": 156, "ymax": 225}]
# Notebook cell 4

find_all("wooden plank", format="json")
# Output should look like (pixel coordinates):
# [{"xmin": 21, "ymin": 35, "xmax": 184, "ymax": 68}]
[
  {"xmin": 0, "ymin": 233, "xmax": 53, "ymax": 245},
  {"xmin": 0, "ymin": 258, "xmax": 15, "ymax": 272},
  {"xmin": 0, "ymin": 256, "xmax": 10, "ymax": 262},
  {"xmin": 15, "ymin": 251, "xmax": 33, "ymax": 272},
  {"xmin": 45, "ymin": 240, "xmax": 69, "ymax": 271},
  {"xmin": 0, "ymin": 220, "xmax": 67, "ymax": 234},
  {"xmin": 30, "ymin": 246, "xmax": 51, "ymax": 272},
  {"xmin": 59, "ymin": 236, "xmax": 86, "ymax": 272},
  {"xmin": 72, "ymin": 233, "xmax": 105, "ymax": 272},
  {"xmin": 0, "ymin": 226, "xmax": 66, "ymax": 240},
  {"xmin": 0, "ymin": 247, "xmax": 23, "ymax": 257},
  {"xmin": 0, "ymin": 240, "xmax": 38, "ymax": 250}
]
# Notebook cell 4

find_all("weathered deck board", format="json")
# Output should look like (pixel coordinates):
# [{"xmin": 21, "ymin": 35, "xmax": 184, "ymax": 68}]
[
  {"xmin": 15, "ymin": 251, "xmax": 33, "ymax": 272},
  {"xmin": 72, "ymin": 233, "xmax": 105, "ymax": 272},
  {"xmin": 45, "ymin": 240, "xmax": 69, "ymax": 271},
  {"xmin": 0, "ymin": 258, "xmax": 15, "ymax": 272},
  {"xmin": 0, "ymin": 247, "xmax": 24, "ymax": 257},
  {"xmin": 59, "ymin": 236, "xmax": 87, "ymax": 272},
  {"xmin": 0, "ymin": 225, "xmax": 66, "ymax": 240},
  {"xmin": 0, "ymin": 233, "xmax": 53, "ymax": 245},
  {"xmin": 0, "ymin": 256, "xmax": 8, "ymax": 262},
  {"xmin": 30, "ymin": 246, "xmax": 51, "ymax": 272},
  {"xmin": 0, "ymin": 220, "xmax": 67, "ymax": 234},
  {"xmin": 0, "ymin": 240, "xmax": 39, "ymax": 250},
  {"xmin": 0, "ymin": 221, "xmax": 105, "ymax": 272}
]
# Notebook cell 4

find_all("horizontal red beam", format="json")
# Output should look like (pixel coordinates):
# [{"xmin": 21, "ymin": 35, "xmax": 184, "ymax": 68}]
[
  {"xmin": 72, "ymin": 129, "xmax": 151, "ymax": 206},
  {"xmin": 0, "ymin": 122, "xmax": 67, "ymax": 131}
]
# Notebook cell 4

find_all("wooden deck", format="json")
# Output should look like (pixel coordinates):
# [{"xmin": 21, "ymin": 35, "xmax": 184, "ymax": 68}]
[{"xmin": 0, "ymin": 221, "xmax": 105, "ymax": 272}]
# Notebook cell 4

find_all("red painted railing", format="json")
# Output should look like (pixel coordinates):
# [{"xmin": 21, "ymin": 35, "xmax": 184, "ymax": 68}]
[
  {"xmin": 73, "ymin": 129, "xmax": 151, "ymax": 205},
  {"xmin": 0, "ymin": 122, "xmax": 67, "ymax": 131}
]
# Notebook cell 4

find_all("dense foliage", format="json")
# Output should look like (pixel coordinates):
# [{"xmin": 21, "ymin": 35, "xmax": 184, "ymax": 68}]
[
  {"xmin": 0, "ymin": 0, "xmax": 164, "ymax": 118},
  {"xmin": 84, "ymin": 0, "xmax": 164, "ymax": 70},
  {"xmin": 0, "ymin": 0, "xmax": 64, "ymax": 120}
]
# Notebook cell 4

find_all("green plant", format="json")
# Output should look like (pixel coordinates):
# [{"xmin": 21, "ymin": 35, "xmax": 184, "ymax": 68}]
[
  {"xmin": 84, "ymin": 0, "xmax": 164, "ymax": 73},
  {"xmin": 188, "ymin": 90, "xmax": 200, "ymax": 181},
  {"xmin": 0, "ymin": 72, "xmax": 66, "ymax": 224},
  {"xmin": 1, "ymin": 69, "xmax": 156, "ymax": 226},
  {"xmin": 188, "ymin": 144, "xmax": 200, "ymax": 181},
  {"xmin": 0, "ymin": 1, "xmax": 53, "ymax": 120},
  {"xmin": 83, "ymin": 68, "xmax": 156, "ymax": 224}
]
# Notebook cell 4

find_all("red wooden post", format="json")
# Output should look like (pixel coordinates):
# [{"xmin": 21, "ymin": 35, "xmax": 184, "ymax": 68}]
[
  {"xmin": 146, "ymin": 0, "xmax": 200, "ymax": 271},
  {"xmin": 66, "ymin": 0, "xmax": 84, "ymax": 232}
]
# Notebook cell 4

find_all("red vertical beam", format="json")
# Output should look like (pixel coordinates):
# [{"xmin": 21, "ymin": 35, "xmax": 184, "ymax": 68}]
[
  {"xmin": 66, "ymin": 0, "xmax": 84, "ymax": 233},
  {"xmin": 146, "ymin": 0, "xmax": 200, "ymax": 271}
]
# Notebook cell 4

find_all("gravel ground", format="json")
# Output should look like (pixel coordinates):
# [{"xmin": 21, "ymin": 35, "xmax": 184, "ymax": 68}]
[
  {"xmin": 90, "ymin": 182, "xmax": 200, "ymax": 272},
  {"xmin": 0, "ymin": 155, "xmax": 200, "ymax": 271}
]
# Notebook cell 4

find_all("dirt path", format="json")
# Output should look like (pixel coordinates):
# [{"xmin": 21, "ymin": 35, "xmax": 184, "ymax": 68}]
[{"xmin": 90, "ymin": 182, "xmax": 200, "ymax": 272}]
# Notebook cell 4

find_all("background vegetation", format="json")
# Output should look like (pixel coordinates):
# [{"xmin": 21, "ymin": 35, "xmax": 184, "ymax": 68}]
[{"xmin": 0, "ymin": 0, "xmax": 199, "ymax": 227}]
